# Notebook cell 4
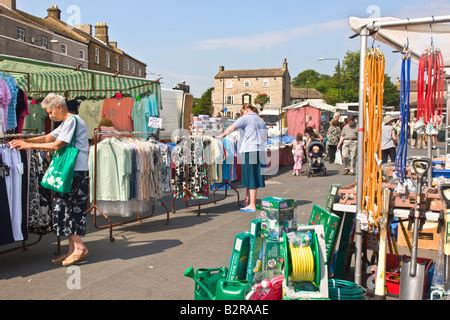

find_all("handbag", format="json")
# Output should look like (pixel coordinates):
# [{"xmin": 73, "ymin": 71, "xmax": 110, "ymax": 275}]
[
  {"xmin": 335, "ymin": 150, "xmax": 343, "ymax": 165},
  {"xmin": 41, "ymin": 117, "xmax": 79, "ymax": 194}
]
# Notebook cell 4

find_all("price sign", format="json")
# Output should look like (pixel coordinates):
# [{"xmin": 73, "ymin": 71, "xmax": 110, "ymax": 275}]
[{"xmin": 148, "ymin": 117, "xmax": 162, "ymax": 129}]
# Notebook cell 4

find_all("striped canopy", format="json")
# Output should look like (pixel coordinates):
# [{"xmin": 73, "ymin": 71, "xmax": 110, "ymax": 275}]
[{"xmin": 0, "ymin": 55, "xmax": 160, "ymax": 102}]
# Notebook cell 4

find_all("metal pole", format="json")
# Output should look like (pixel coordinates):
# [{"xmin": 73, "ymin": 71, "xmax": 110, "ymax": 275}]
[
  {"xmin": 446, "ymin": 79, "xmax": 450, "ymax": 155},
  {"xmin": 338, "ymin": 60, "xmax": 342, "ymax": 103},
  {"xmin": 222, "ymin": 79, "xmax": 225, "ymax": 116},
  {"xmin": 355, "ymin": 27, "xmax": 369, "ymax": 286},
  {"xmin": 366, "ymin": 15, "xmax": 450, "ymax": 30},
  {"xmin": 428, "ymin": 135, "xmax": 433, "ymax": 188}
]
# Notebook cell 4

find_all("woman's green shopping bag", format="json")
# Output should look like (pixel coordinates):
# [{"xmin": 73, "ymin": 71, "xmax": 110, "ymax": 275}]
[{"xmin": 41, "ymin": 117, "xmax": 79, "ymax": 194}]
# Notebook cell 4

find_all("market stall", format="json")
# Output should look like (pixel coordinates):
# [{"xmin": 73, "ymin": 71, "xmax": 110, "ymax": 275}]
[{"xmin": 344, "ymin": 15, "xmax": 450, "ymax": 298}]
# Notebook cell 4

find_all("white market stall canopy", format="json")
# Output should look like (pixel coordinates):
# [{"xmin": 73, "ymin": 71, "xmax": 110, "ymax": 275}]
[
  {"xmin": 349, "ymin": 16, "xmax": 450, "ymax": 74},
  {"xmin": 283, "ymin": 99, "xmax": 337, "ymax": 113}
]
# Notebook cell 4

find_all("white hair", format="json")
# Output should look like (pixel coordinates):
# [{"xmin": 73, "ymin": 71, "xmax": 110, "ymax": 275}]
[{"xmin": 42, "ymin": 93, "xmax": 67, "ymax": 110}]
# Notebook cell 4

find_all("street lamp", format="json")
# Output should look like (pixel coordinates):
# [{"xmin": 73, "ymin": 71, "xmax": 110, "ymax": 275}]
[{"xmin": 319, "ymin": 57, "xmax": 341, "ymax": 103}]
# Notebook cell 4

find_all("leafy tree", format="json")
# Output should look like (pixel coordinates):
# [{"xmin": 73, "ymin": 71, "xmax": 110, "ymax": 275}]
[
  {"xmin": 193, "ymin": 87, "xmax": 214, "ymax": 116},
  {"xmin": 292, "ymin": 51, "xmax": 399, "ymax": 108},
  {"xmin": 255, "ymin": 93, "xmax": 270, "ymax": 110}
]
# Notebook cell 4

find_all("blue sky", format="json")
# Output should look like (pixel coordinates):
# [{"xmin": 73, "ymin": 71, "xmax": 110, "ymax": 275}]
[{"xmin": 17, "ymin": 0, "xmax": 450, "ymax": 97}]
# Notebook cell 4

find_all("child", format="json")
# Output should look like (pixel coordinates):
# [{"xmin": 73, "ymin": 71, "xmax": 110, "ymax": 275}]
[
  {"xmin": 292, "ymin": 134, "xmax": 305, "ymax": 176},
  {"xmin": 310, "ymin": 145, "xmax": 324, "ymax": 167}
]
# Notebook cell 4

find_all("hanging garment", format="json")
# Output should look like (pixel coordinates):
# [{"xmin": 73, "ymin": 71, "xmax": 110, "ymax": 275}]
[
  {"xmin": 132, "ymin": 97, "xmax": 153, "ymax": 135},
  {"xmin": 159, "ymin": 142, "xmax": 172, "ymax": 193},
  {"xmin": 102, "ymin": 98, "xmax": 134, "ymax": 132},
  {"xmin": 79, "ymin": 100, "xmax": 103, "ymax": 140},
  {"xmin": 15, "ymin": 89, "xmax": 29, "ymax": 134},
  {"xmin": 0, "ymin": 79, "xmax": 11, "ymax": 132},
  {"xmin": 0, "ymin": 152, "xmax": 14, "ymax": 246},
  {"xmin": 0, "ymin": 74, "xmax": 19, "ymax": 131},
  {"xmin": 24, "ymin": 102, "xmax": 48, "ymax": 134},
  {"xmin": 0, "ymin": 146, "xmax": 24, "ymax": 241},
  {"xmin": 28, "ymin": 151, "xmax": 52, "ymax": 235},
  {"xmin": 19, "ymin": 150, "xmax": 28, "ymax": 241}
]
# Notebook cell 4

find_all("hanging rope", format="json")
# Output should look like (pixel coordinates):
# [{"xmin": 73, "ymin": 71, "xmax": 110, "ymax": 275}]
[
  {"xmin": 363, "ymin": 48, "xmax": 385, "ymax": 234},
  {"xmin": 417, "ymin": 47, "xmax": 445, "ymax": 126},
  {"xmin": 395, "ymin": 51, "xmax": 411, "ymax": 184}
]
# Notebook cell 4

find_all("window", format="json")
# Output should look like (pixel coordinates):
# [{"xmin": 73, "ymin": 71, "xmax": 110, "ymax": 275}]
[
  {"xmin": 116, "ymin": 56, "xmax": 120, "ymax": 72},
  {"xmin": 226, "ymin": 96, "xmax": 234, "ymax": 105},
  {"xmin": 61, "ymin": 44, "xmax": 67, "ymax": 55},
  {"xmin": 244, "ymin": 80, "xmax": 251, "ymax": 88},
  {"xmin": 79, "ymin": 49, "xmax": 86, "ymax": 60},
  {"xmin": 126, "ymin": 60, "xmax": 130, "ymax": 71},
  {"xmin": 132, "ymin": 63, "xmax": 135, "ymax": 74},
  {"xmin": 41, "ymin": 36, "xmax": 48, "ymax": 49},
  {"xmin": 95, "ymin": 48, "xmax": 100, "ymax": 64},
  {"xmin": 106, "ymin": 52, "xmax": 111, "ymax": 68},
  {"xmin": 17, "ymin": 28, "xmax": 25, "ymax": 41},
  {"xmin": 242, "ymin": 94, "xmax": 252, "ymax": 105},
  {"xmin": 138, "ymin": 68, "xmax": 142, "ymax": 77},
  {"xmin": 225, "ymin": 80, "xmax": 233, "ymax": 89},
  {"xmin": 263, "ymin": 79, "xmax": 270, "ymax": 88}
]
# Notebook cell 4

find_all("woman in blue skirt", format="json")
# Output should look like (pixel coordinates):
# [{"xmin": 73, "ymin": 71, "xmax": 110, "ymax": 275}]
[{"xmin": 218, "ymin": 104, "xmax": 267, "ymax": 213}]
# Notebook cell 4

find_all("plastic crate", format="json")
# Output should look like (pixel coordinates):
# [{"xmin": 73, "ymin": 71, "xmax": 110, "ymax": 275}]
[{"xmin": 432, "ymin": 169, "xmax": 450, "ymax": 179}]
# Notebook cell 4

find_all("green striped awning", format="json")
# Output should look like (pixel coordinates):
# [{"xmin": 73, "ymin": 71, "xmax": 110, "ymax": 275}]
[{"xmin": 0, "ymin": 55, "xmax": 159, "ymax": 102}]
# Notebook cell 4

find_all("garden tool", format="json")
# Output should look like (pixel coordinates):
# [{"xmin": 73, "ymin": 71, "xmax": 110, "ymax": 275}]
[
  {"xmin": 400, "ymin": 158, "xmax": 431, "ymax": 300},
  {"xmin": 374, "ymin": 189, "xmax": 391, "ymax": 300},
  {"xmin": 439, "ymin": 184, "xmax": 450, "ymax": 292}
]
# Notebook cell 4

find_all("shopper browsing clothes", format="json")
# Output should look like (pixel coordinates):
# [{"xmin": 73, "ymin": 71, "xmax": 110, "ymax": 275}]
[
  {"xmin": 218, "ymin": 104, "xmax": 267, "ymax": 213},
  {"xmin": 9, "ymin": 93, "xmax": 90, "ymax": 267},
  {"xmin": 381, "ymin": 115, "xmax": 398, "ymax": 164},
  {"xmin": 337, "ymin": 116, "xmax": 358, "ymax": 176},
  {"xmin": 292, "ymin": 134, "xmax": 305, "ymax": 177}
]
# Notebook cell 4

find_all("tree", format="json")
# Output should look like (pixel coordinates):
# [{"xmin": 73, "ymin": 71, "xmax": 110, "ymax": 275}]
[
  {"xmin": 255, "ymin": 93, "xmax": 270, "ymax": 110},
  {"xmin": 193, "ymin": 87, "xmax": 214, "ymax": 116},
  {"xmin": 292, "ymin": 51, "xmax": 400, "ymax": 107},
  {"xmin": 292, "ymin": 69, "xmax": 330, "ymax": 88}
]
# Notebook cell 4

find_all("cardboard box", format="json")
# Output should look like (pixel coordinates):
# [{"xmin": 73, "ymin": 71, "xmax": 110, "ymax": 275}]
[
  {"xmin": 397, "ymin": 222, "xmax": 440, "ymax": 251},
  {"xmin": 264, "ymin": 239, "xmax": 284, "ymax": 273},
  {"xmin": 308, "ymin": 205, "xmax": 340, "ymax": 262},
  {"xmin": 247, "ymin": 219, "xmax": 264, "ymax": 282},
  {"xmin": 260, "ymin": 207, "xmax": 296, "ymax": 241},
  {"xmin": 261, "ymin": 197, "xmax": 295, "ymax": 210},
  {"xmin": 228, "ymin": 233, "xmax": 251, "ymax": 281}
]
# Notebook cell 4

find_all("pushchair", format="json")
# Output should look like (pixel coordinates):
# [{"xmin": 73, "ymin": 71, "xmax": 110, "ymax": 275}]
[{"xmin": 306, "ymin": 141, "xmax": 327, "ymax": 178}]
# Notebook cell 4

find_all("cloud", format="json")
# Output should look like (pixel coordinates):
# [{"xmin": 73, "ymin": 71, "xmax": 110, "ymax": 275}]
[
  {"xmin": 195, "ymin": 19, "xmax": 347, "ymax": 51},
  {"xmin": 399, "ymin": 0, "xmax": 450, "ymax": 18}
]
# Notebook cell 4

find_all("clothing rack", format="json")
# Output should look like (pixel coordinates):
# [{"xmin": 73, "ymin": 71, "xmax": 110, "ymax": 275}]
[
  {"xmin": 88, "ymin": 128, "xmax": 170, "ymax": 243},
  {"xmin": 0, "ymin": 133, "xmax": 61, "ymax": 256},
  {"xmin": 171, "ymin": 135, "xmax": 241, "ymax": 217}
]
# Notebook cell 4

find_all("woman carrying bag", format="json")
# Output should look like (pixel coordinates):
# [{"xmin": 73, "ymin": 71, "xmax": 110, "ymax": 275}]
[{"xmin": 10, "ymin": 94, "xmax": 90, "ymax": 267}]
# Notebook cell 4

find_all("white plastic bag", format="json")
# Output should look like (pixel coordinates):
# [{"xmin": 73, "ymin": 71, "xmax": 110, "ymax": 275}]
[{"xmin": 335, "ymin": 150, "xmax": 343, "ymax": 165}]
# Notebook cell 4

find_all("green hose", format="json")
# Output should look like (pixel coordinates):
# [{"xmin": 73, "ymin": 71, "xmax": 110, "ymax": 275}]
[{"xmin": 328, "ymin": 279, "xmax": 366, "ymax": 300}]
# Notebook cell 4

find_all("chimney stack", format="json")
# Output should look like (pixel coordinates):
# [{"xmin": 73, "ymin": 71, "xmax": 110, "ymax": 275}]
[
  {"xmin": 0, "ymin": 0, "xmax": 16, "ymax": 10},
  {"xmin": 283, "ymin": 58, "xmax": 288, "ymax": 70},
  {"xmin": 47, "ymin": 5, "xmax": 61, "ymax": 20},
  {"xmin": 76, "ymin": 24, "xmax": 93, "ymax": 36},
  {"xmin": 219, "ymin": 66, "xmax": 225, "ymax": 72},
  {"xmin": 110, "ymin": 41, "xmax": 118, "ymax": 49},
  {"xmin": 95, "ymin": 22, "xmax": 109, "ymax": 44}
]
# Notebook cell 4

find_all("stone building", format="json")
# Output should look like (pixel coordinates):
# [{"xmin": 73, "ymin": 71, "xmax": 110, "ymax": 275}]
[
  {"xmin": 212, "ymin": 59, "xmax": 291, "ymax": 118},
  {"xmin": 0, "ymin": 1, "xmax": 146, "ymax": 78}
]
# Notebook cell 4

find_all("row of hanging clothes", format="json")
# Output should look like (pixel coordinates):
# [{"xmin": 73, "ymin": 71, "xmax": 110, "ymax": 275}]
[
  {"xmin": 0, "ymin": 139, "xmax": 53, "ymax": 247},
  {"xmin": 173, "ymin": 134, "xmax": 239, "ymax": 200},
  {"xmin": 0, "ymin": 72, "xmax": 30, "ymax": 134},
  {"xmin": 89, "ymin": 135, "xmax": 172, "ymax": 217}
]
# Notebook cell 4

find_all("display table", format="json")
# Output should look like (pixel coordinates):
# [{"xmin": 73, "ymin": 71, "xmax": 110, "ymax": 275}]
[{"xmin": 266, "ymin": 145, "xmax": 294, "ymax": 167}]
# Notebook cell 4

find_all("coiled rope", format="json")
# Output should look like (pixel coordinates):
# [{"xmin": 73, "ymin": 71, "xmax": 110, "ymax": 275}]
[{"xmin": 363, "ymin": 48, "xmax": 385, "ymax": 233}]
